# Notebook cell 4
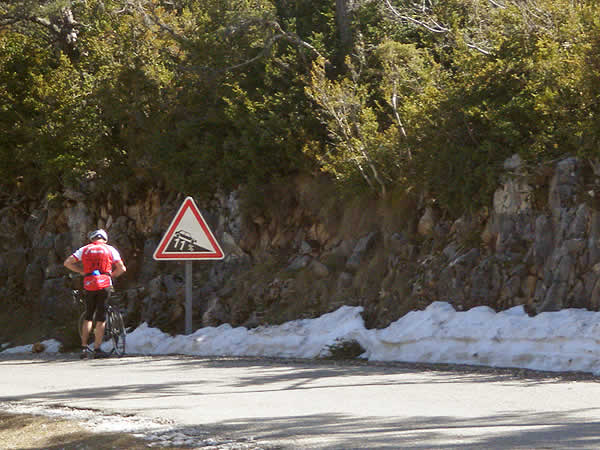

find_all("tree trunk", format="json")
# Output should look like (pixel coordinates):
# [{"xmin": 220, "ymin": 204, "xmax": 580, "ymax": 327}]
[{"xmin": 336, "ymin": 0, "xmax": 353, "ymax": 54}]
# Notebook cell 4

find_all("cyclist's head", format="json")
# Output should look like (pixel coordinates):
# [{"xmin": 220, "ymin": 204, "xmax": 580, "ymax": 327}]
[{"xmin": 88, "ymin": 229, "xmax": 108, "ymax": 242}]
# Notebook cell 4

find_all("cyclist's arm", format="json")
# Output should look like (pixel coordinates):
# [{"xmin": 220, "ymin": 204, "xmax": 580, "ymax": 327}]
[
  {"xmin": 63, "ymin": 255, "xmax": 84, "ymax": 275},
  {"xmin": 112, "ymin": 259, "xmax": 126, "ymax": 278}
]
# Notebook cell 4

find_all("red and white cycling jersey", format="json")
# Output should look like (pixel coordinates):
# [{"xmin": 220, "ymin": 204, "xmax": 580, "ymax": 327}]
[{"xmin": 72, "ymin": 242, "xmax": 122, "ymax": 291}]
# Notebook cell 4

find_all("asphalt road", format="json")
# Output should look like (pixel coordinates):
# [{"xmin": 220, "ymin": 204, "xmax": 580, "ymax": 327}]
[{"xmin": 1, "ymin": 354, "xmax": 600, "ymax": 449}]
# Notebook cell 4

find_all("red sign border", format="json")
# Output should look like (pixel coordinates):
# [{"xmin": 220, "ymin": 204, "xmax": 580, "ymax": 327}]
[{"xmin": 153, "ymin": 197, "xmax": 224, "ymax": 260}]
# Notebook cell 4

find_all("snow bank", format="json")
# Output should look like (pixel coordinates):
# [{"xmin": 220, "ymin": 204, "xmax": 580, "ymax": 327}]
[{"xmin": 4, "ymin": 302, "xmax": 600, "ymax": 375}]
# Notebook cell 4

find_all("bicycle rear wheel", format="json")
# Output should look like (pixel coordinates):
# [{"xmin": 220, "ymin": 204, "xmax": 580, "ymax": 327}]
[{"xmin": 106, "ymin": 307, "xmax": 126, "ymax": 356}]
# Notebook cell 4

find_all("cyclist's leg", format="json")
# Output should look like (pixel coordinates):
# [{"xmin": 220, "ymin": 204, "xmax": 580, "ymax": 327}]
[
  {"xmin": 92, "ymin": 289, "xmax": 109, "ymax": 350},
  {"xmin": 81, "ymin": 320, "xmax": 93, "ymax": 346},
  {"xmin": 81, "ymin": 290, "xmax": 96, "ymax": 347}
]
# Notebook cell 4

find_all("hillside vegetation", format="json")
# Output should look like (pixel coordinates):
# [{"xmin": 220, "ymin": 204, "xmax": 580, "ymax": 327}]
[{"xmin": 2, "ymin": 0, "xmax": 600, "ymax": 213}]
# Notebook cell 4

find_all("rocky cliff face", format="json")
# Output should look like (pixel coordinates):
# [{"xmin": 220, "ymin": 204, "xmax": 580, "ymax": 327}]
[{"xmin": 2, "ymin": 155, "xmax": 600, "ymax": 340}]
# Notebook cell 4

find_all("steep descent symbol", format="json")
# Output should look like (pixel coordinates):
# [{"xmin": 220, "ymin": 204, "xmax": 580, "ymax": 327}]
[
  {"xmin": 153, "ymin": 197, "xmax": 224, "ymax": 260},
  {"xmin": 167, "ymin": 230, "xmax": 209, "ymax": 253}
]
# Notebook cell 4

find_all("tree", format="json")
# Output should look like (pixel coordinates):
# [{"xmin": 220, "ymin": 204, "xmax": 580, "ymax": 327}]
[
  {"xmin": 0, "ymin": 1, "xmax": 80, "ymax": 59},
  {"xmin": 306, "ymin": 55, "xmax": 392, "ymax": 196}
]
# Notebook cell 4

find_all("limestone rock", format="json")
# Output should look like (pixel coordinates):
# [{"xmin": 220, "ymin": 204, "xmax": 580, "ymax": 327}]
[{"xmin": 417, "ymin": 207, "xmax": 436, "ymax": 237}]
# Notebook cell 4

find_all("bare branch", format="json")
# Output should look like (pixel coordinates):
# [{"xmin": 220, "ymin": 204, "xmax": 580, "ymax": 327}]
[
  {"xmin": 466, "ymin": 41, "xmax": 491, "ymax": 55},
  {"xmin": 125, "ymin": 2, "xmax": 322, "ymax": 73},
  {"xmin": 221, "ymin": 19, "xmax": 325, "ymax": 70},
  {"xmin": 390, "ymin": 82, "xmax": 411, "ymax": 160},
  {"xmin": 383, "ymin": 0, "xmax": 449, "ymax": 33},
  {"xmin": 488, "ymin": 0, "xmax": 506, "ymax": 8},
  {"xmin": 380, "ymin": 0, "xmax": 532, "ymax": 56}
]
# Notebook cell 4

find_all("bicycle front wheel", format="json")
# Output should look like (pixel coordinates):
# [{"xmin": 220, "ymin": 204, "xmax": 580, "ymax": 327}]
[{"xmin": 107, "ymin": 307, "xmax": 126, "ymax": 356}]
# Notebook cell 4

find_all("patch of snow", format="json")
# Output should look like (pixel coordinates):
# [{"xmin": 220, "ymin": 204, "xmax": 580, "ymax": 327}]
[{"xmin": 4, "ymin": 302, "xmax": 600, "ymax": 375}]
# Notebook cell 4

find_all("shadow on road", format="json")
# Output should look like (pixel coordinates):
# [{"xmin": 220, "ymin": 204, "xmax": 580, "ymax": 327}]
[
  {"xmin": 151, "ymin": 409, "xmax": 600, "ymax": 449},
  {"xmin": 2, "ymin": 354, "xmax": 600, "ymax": 448}
]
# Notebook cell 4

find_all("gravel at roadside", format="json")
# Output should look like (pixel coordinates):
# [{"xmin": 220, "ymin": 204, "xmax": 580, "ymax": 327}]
[
  {"xmin": 0, "ymin": 410, "xmax": 151, "ymax": 449},
  {"xmin": 0, "ymin": 402, "xmax": 266, "ymax": 449}
]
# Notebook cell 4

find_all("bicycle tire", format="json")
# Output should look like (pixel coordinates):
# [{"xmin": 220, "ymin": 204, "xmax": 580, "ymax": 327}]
[{"xmin": 107, "ymin": 307, "xmax": 126, "ymax": 356}]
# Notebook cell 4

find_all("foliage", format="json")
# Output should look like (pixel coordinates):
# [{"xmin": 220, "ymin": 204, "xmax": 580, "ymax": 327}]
[
  {"xmin": 1, "ymin": 0, "xmax": 600, "ymax": 215},
  {"xmin": 306, "ymin": 55, "xmax": 393, "ymax": 196},
  {"xmin": 320, "ymin": 338, "xmax": 365, "ymax": 360}
]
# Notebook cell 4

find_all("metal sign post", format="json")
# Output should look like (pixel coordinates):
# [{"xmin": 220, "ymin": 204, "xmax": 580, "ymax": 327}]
[
  {"xmin": 185, "ymin": 261, "xmax": 193, "ymax": 334},
  {"xmin": 153, "ymin": 196, "xmax": 224, "ymax": 334}
]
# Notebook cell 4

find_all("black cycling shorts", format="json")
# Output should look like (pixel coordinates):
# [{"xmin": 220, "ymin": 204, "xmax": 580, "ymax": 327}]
[{"xmin": 84, "ymin": 288, "xmax": 110, "ymax": 322}]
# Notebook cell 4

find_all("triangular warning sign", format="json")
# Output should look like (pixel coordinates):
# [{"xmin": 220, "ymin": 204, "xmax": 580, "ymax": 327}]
[{"xmin": 153, "ymin": 197, "xmax": 224, "ymax": 260}]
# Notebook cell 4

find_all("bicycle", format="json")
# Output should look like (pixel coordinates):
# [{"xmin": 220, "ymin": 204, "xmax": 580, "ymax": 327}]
[{"xmin": 73, "ymin": 289, "xmax": 126, "ymax": 357}]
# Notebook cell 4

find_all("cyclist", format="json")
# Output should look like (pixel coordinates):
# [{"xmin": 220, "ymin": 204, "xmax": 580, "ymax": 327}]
[{"xmin": 63, "ymin": 229, "xmax": 126, "ymax": 358}]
